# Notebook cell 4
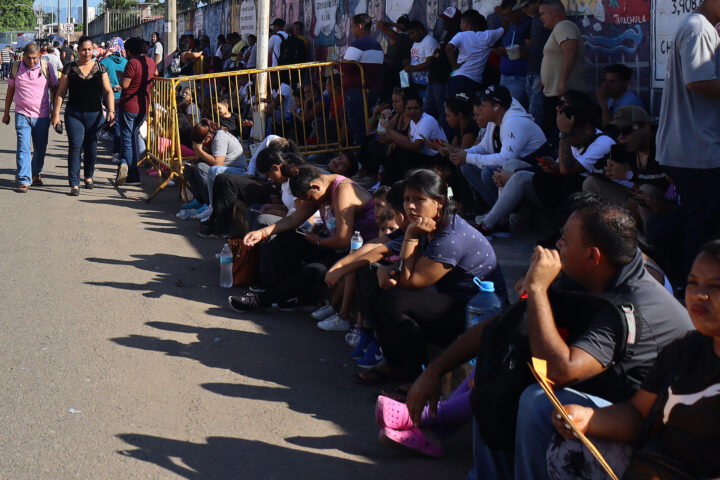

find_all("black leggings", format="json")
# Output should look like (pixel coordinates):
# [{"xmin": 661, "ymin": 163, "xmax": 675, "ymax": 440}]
[
  {"xmin": 259, "ymin": 230, "xmax": 345, "ymax": 304},
  {"xmin": 207, "ymin": 174, "xmax": 276, "ymax": 234},
  {"xmin": 357, "ymin": 267, "xmax": 466, "ymax": 378}
]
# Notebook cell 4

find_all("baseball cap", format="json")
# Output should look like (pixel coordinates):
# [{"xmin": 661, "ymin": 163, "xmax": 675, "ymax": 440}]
[
  {"xmin": 609, "ymin": 106, "xmax": 651, "ymax": 127},
  {"xmin": 271, "ymin": 18, "xmax": 285, "ymax": 27},
  {"xmin": 439, "ymin": 6, "xmax": 460, "ymax": 21},
  {"xmin": 512, "ymin": 2, "xmax": 523, "ymax": 11},
  {"xmin": 480, "ymin": 85, "xmax": 512, "ymax": 110}
]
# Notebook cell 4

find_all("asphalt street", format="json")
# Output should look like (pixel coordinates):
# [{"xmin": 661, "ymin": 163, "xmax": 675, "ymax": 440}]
[{"xmin": 0, "ymin": 83, "xmax": 493, "ymax": 479}]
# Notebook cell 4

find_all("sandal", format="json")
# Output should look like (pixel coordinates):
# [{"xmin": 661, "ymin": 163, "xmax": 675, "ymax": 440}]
[
  {"xmin": 379, "ymin": 427, "xmax": 444, "ymax": 457},
  {"xmin": 16, "ymin": 184, "xmax": 29, "ymax": 193},
  {"xmin": 380, "ymin": 386, "xmax": 410, "ymax": 403},
  {"xmin": 353, "ymin": 367, "xmax": 399, "ymax": 386}
]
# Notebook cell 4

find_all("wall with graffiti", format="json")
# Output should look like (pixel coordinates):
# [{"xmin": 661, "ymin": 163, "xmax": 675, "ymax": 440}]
[{"xmin": 96, "ymin": 0, "xmax": 695, "ymax": 114}]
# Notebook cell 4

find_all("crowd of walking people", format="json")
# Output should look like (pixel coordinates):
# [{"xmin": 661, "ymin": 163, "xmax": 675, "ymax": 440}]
[{"xmin": 3, "ymin": 0, "xmax": 720, "ymax": 477}]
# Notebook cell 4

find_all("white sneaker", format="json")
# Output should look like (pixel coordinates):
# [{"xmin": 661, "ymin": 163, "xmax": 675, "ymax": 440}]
[
  {"xmin": 191, "ymin": 205, "xmax": 211, "ymax": 220},
  {"xmin": 311, "ymin": 303, "xmax": 336, "ymax": 320},
  {"xmin": 317, "ymin": 314, "xmax": 351, "ymax": 331}
]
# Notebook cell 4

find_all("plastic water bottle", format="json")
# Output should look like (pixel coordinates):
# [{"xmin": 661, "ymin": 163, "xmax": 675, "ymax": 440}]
[
  {"xmin": 466, "ymin": 278, "xmax": 503, "ymax": 365},
  {"xmin": 218, "ymin": 243, "xmax": 233, "ymax": 288},
  {"xmin": 323, "ymin": 205, "xmax": 337, "ymax": 236},
  {"xmin": 350, "ymin": 231, "xmax": 363, "ymax": 252}
]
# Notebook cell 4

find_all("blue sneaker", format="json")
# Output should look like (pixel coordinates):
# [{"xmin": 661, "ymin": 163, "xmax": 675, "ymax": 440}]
[
  {"xmin": 349, "ymin": 331, "xmax": 373, "ymax": 359},
  {"xmin": 183, "ymin": 198, "xmax": 202, "ymax": 209},
  {"xmin": 356, "ymin": 341, "xmax": 384, "ymax": 369}
]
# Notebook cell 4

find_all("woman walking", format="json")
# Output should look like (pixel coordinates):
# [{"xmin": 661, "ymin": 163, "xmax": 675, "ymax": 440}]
[{"xmin": 51, "ymin": 36, "xmax": 115, "ymax": 196}]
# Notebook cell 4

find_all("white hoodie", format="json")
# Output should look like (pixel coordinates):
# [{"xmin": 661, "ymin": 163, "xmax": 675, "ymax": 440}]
[{"xmin": 465, "ymin": 100, "xmax": 547, "ymax": 169}]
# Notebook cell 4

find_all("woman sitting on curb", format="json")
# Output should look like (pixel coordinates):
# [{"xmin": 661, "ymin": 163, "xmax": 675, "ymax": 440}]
[{"xmin": 228, "ymin": 164, "xmax": 378, "ymax": 312}]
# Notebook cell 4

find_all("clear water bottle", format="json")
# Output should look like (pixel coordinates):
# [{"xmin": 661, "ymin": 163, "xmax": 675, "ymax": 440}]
[
  {"xmin": 218, "ymin": 243, "xmax": 233, "ymax": 288},
  {"xmin": 466, "ymin": 278, "xmax": 503, "ymax": 365},
  {"xmin": 323, "ymin": 205, "xmax": 336, "ymax": 236},
  {"xmin": 350, "ymin": 231, "xmax": 363, "ymax": 252}
]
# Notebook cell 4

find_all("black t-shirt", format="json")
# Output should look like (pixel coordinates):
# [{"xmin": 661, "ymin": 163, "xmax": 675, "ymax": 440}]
[
  {"xmin": 60, "ymin": 46, "xmax": 74, "ymax": 66},
  {"xmin": 527, "ymin": 14, "xmax": 551, "ymax": 76},
  {"xmin": 640, "ymin": 331, "xmax": 720, "ymax": 478},
  {"xmin": 384, "ymin": 33, "xmax": 412, "ymax": 70},
  {"xmin": 177, "ymin": 113, "xmax": 193, "ymax": 148},
  {"xmin": 553, "ymin": 251, "xmax": 693, "ymax": 402},
  {"xmin": 218, "ymin": 112, "xmax": 241, "ymax": 137}
]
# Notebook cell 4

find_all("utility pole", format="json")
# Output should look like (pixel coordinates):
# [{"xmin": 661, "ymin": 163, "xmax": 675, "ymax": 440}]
[
  {"xmin": 83, "ymin": 0, "xmax": 88, "ymax": 34},
  {"xmin": 254, "ymin": 0, "xmax": 270, "ymax": 140},
  {"xmin": 165, "ymin": 0, "xmax": 177, "ymax": 64}
]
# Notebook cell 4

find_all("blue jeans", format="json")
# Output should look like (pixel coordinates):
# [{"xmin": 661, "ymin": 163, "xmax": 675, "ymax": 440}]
[
  {"xmin": 2, "ymin": 63, "xmax": 10, "ymax": 78},
  {"xmin": 448, "ymin": 75, "xmax": 483, "ymax": 99},
  {"xmin": 65, "ymin": 107, "xmax": 104, "ymax": 187},
  {"xmin": 15, "ymin": 113, "xmax": 49, "ymax": 186},
  {"xmin": 425, "ymin": 81, "xmax": 447, "ymax": 124},
  {"xmin": 461, "ymin": 164, "xmax": 500, "ymax": 207},
  {"xmin": 207, "ymin": 165, "xmax": 247, "ymax": 204},
  {"xmin": 112, "ymin": 114, "xmax": 122, "ymax": 155},
  {"xmin": 525, "ymin": 74, "xmax": 544, "ymax": 126},
  {"xmin": 346, "ymin": 88, "xmax": 379, "ymax": 146},
  {"xmin": 467, "ymin": 385, "xmax": 611, "ymax": 480},
  {"xmin": 500, "ymin": 74, "xmax": 528, "ymax": 109},
  {"xmin": 118, "ymin": 109, "xmax": 146, "ymax": 183}
]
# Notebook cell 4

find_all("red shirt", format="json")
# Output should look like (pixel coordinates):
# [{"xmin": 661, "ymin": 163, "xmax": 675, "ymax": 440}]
[{"xmin": 119, "ymin": 56, "xmax": 156, "ymax": 114}]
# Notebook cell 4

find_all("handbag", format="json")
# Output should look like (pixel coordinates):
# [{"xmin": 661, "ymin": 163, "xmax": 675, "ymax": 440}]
[{"xmin": 227, "ymin": 238, "xmax": 258, "ymax": 287}]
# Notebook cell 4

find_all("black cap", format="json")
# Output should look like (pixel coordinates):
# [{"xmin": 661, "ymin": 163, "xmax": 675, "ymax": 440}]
[
  {"xmin": 271, "ymin": 18, "xmax": 286, "ymax": 27},
  {"xmin": 480, "ymin": 85, "xmax": 512, "ymax": 110}
]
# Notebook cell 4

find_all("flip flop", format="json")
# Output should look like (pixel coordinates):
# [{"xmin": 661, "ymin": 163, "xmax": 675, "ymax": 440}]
[
  {"xmin": 352, "ymin": 367, "xmax": 397, "ymax": 386},
  {"xmin": 379, "ymin": 427, "xmax": 444, "ymax": 457}
]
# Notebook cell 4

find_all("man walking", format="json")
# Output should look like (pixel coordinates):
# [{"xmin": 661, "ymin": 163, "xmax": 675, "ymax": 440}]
[
  {"xmin": 656, "ymin": 0, "xmax": 720, "ymax": 279},
  {"xmin": 1, "ymin": 46, "xmax": 12, "ymax": 79},
  {"xmin": 521, "ymin": 0, "xmax": 550, "ymax": 125},
  {"xmin": 2, "ymin": 43, "xmax": 58, "ymax": 192}
]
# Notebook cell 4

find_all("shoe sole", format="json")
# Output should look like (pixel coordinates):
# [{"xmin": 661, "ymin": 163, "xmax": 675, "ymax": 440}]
[
  {"xmin": 317, "ymin": 324, "xmax": 351, "ymax": 332},
  {"xmin": 116, "ymin": 164, "xmax": 128, "ymax": 186}
]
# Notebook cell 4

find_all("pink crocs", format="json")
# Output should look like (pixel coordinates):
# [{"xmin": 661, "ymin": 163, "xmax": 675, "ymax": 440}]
[
  {"xmin": 376, "ymin": 395, "xmax": 414, "ymax": 430},
  {"xmin": 379, "ymin": 427, "xmax": 444, "ymax": 457}
]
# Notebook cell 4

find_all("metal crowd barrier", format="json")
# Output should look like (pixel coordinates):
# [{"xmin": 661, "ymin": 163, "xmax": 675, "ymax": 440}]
[{"xmin": 142, "ymin": 61, "xmax": 369, "ymax": 202}]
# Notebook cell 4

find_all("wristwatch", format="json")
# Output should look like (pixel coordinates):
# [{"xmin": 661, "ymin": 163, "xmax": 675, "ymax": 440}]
[
  {"xmin": 625, "ymin": 170, "xmax": 634, "ymax": 181},
  {"xmin": 558, "ymin": 131, "xmax": 572, "ymax": 140}
]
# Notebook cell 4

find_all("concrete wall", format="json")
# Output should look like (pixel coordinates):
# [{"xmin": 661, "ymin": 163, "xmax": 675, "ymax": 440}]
[{"xmin": 93, "ymin": 0, "xmax": 694, "ymax": 115}]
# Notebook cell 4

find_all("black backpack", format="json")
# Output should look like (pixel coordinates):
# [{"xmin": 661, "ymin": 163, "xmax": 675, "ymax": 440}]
[
  {"xmin": 277, "ymin": 34, "xmax": 306, "ymax": 66},
  {"xmin": 470, "ymin": 287, "xmax": 641, "ymax": 450}
]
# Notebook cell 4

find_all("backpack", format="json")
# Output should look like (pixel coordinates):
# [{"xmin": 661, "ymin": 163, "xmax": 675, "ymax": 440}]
[
  {"xmin": 10, "ymin": 58, "xmax": 50, "ymax": 80},
  {"xmin": 470, "ymin": 287, "xmax": 641, "ymax": 450},
  {"xmin": 277, "ymin": 34, "xmax": 306, "ymax": 66}
]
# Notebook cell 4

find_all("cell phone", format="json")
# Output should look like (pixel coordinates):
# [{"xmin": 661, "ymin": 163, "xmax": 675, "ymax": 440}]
[
  {"xmin": 54, "ymin": 121, "xmax": 63, "ymax": 135},
  {"xmin": 393, "ymin": 258, "xmax": 404, "ymax": 274},
  {"xmin": 537, "ymin": 157, "xmax": 559, "ymax": 174},
  {"xmin": 295, "ymin": 228, "xmax": 310, "ymax": 237}
]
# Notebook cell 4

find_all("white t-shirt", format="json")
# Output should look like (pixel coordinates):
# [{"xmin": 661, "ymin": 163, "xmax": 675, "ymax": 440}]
[
  {"xmin": 246, "ymin": 44, "xmax": 257, "ymax": 68},
  {"xmin": 409, "ymin": 112, "xmax": 448, "ymax": 155},
  {"xmin": 268, "ymin": 31, "xmax": 288, "ymax": 67},
  {"xmin": 571, "ymin": 130, "xmax": 615, "ymax": 176},
  {"xmin": 409, "ymin": 34, "xmax": 438, "ymax": 86},
  {"xmin": 281, "ymin": 181, "xmax": 297, "ymax": 215},
  {"xmin": 465, "ymin": 100, "xmax": 547, "ymax": 168},
  {"xmin": 272, "ymin": 83, "xmax": 293, "ymax": 119},
  {"xmin": 247, "ymin": 134, "xmax": 282, "ymax": 176},
  {"xmin": 449, "ymin": 28, "xmax": 505, "ymax": 83}
]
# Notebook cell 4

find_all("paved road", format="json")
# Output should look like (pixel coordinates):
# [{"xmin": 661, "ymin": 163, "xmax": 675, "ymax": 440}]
[{"xmin": 1, "ymin": 83, "xmax": 526, "ymax": 479}]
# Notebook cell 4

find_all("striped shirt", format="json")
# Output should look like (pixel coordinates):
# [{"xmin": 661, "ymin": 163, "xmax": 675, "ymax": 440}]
[
  {"xmin": 1, "ymin": 49, "xmax": 13, "ymax": 64},
  {"xmin": 342, "ymin": 36, "xmax": 383, "ymax": 91}
]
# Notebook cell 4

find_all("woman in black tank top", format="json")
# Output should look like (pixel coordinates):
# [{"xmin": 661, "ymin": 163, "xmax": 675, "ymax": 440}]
[{"xmin": 51, "ymin": 36, "xmax": 115, "ymax": 196}]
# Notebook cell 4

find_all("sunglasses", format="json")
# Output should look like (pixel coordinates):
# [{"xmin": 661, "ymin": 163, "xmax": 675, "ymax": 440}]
[{"xmin": 617, "ymin": 124, "xmax": 639, "ymax": 136}]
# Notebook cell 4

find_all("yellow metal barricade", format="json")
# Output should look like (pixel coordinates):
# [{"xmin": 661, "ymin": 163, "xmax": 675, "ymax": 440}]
[{"xmin": 142, "ymin": 61, "xmax": 369, "ymax": 202}]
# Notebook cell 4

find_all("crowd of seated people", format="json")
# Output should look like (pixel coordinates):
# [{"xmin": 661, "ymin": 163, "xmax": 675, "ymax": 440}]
[{"xmin": 139, "ymin": 3, "xmax": 720, "ymax": 477}]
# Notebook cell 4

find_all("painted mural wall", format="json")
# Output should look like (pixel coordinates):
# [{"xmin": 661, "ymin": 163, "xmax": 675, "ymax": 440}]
[{"xmin": 95, "ymin": 0, "xmax": 697, "ymax": 114}]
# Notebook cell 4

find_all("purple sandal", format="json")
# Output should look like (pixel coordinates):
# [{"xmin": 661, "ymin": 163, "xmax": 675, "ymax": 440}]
[{"xmin": 378, "ymin": 427, "xmax": 444, "ymax": 457}]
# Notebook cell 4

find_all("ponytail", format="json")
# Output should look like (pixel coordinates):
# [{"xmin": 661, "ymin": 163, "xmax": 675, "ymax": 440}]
[{"xmin": 289, "ymin": 165, "xmax": 323, "ymax": 198}]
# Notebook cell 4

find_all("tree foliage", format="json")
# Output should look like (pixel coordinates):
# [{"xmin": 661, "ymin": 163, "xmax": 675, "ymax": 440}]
[
  {"xmin": 0, "ymin": 0, "xmax": 36, "ymax": 30},
  {"xmin": 98, "ymin": 0, "xmax": 138, "ymax": 10}
]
